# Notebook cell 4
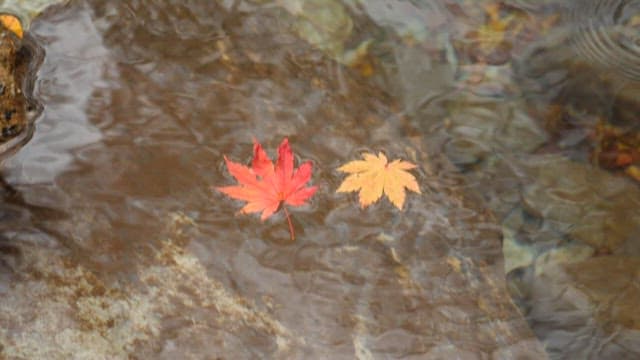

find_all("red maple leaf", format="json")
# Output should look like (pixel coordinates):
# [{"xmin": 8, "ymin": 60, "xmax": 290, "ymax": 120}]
[{"xmin": 216, "ymin": 138, "xmax": 317, "ymax": 240}]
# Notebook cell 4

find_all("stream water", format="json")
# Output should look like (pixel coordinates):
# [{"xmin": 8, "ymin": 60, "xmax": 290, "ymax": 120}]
[{"xmin": 0, "ymin": 0, "xmax": 639, "ymax": 359}]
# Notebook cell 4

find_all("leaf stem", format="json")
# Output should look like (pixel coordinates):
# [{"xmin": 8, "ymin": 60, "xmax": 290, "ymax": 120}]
[{"xmin": 283, "ymin": 206, "xmax": 295, "ymax": 241}]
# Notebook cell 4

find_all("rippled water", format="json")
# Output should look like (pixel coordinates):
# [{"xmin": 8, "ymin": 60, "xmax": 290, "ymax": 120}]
[
  {"xmin": 0, "ymin": 0, "xmax": 638, "ymax": 359},
  {"xmin": 569, "ymin": 0, "xmax": 640, "ymax": 80}
]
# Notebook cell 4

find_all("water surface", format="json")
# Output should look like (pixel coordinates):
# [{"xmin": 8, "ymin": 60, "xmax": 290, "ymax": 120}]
[{"xmin": 0, "ymin": 0, "xmax": 639, "ymax": 359}]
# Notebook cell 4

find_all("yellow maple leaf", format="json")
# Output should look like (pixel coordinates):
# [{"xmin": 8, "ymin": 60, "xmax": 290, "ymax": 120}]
[{"xmin": 336, "ymin": 152, "xmax": 420, "ymax": 210}]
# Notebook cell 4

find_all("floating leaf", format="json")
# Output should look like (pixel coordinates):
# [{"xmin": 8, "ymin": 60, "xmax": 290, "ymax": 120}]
[
  {"xmin": 216, "ymin": 138, "xmax": 317, "ymax": 240},
  {"xmin": 337, "ymin": 152, "xmax": 420, "ymax": 210}
]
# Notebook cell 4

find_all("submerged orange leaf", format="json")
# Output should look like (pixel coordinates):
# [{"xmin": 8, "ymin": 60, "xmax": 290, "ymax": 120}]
[{"xmin": 336, "ymin": 152, "xmax": 420, "ymax": 210}]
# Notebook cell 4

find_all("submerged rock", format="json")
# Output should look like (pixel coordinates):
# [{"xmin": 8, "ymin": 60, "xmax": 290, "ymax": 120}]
[
  {"xmin": 522, "ymin": 156, "xmax": 640, "ymax": 252},
  {"xmin": 520, "ymin": 255, "xmax": 640, "ymax": 358}
]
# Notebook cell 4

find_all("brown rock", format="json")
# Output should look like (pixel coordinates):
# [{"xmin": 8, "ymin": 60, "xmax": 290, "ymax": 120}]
[{"xmin": 0, "ymin": 25, "xmax": 26, "ymax": 142}]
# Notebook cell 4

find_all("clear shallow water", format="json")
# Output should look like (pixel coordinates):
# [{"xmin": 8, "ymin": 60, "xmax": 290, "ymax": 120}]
[{"xmin": 0, "ymin": 0, "xmax": 638, "ymax": 359}]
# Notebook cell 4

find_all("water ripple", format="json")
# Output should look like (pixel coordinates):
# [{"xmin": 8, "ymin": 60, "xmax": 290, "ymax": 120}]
[{"xmin": 568, "ymin": 0, "xmax": 640, "ymax": 81}]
